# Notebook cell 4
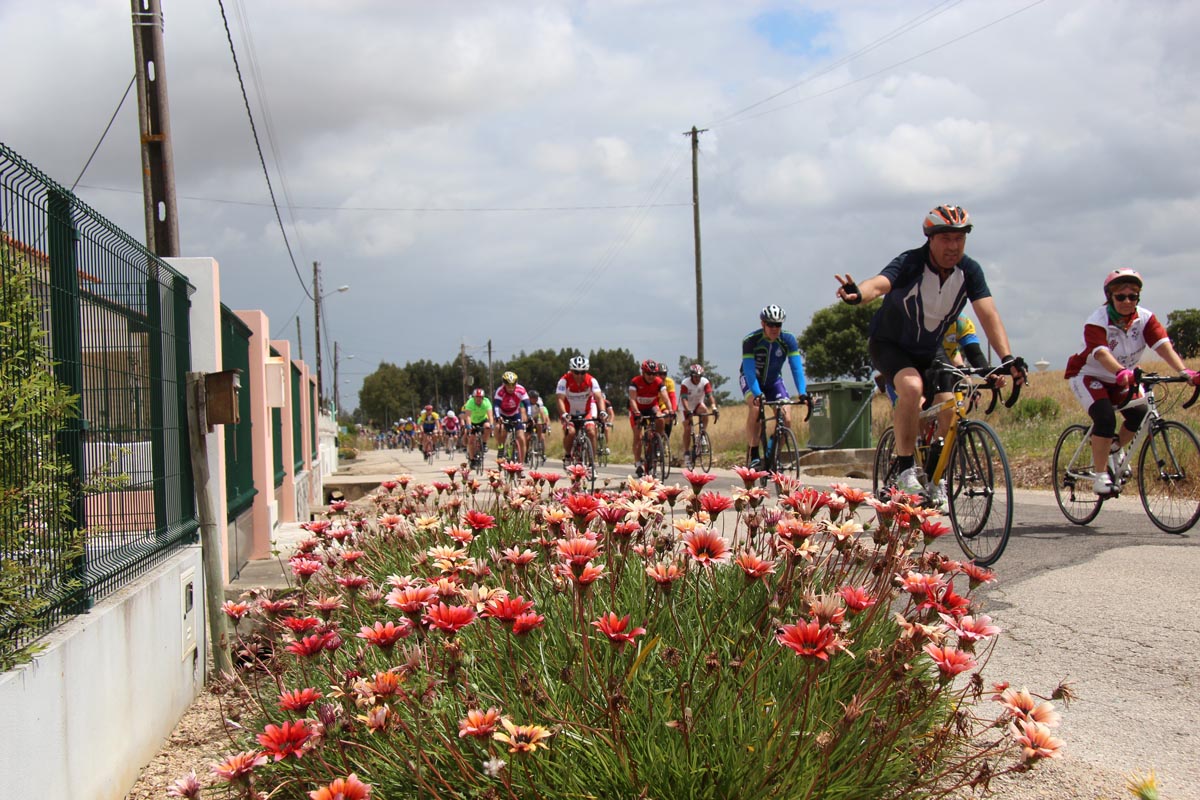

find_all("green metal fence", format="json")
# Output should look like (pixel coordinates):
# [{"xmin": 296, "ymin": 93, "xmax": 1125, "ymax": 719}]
[
  {"xmin": 271, "ymin": 346, "xmax": 285, "ymax": 487},
  {"xmin": 291, "ymin": 362, "xmax": 303, "ymax": 471},
  {"xmin": 1, "ymin": 142, "xmax": 197, "ymax": 663},
  {"xmin": 221, "ymin": 307, "xmax": 256, "ymax": 521}
]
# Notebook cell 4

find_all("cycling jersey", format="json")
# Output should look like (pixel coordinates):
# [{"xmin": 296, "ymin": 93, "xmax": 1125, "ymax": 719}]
[
  {"xmin": 657, "ymin": 376, "xmax": 678, "ymax": 414},
  {"xmin": 417, "ymin": 411, "xmax": 439, "ymax": 431},
  {"xmin": 462, "ymin": 397, "xmax": 492, "ymax": 425},
  {"xmin": 679, "ymin": 376, "xmax": 713, "ymax": 413},
  {"xmin": 942, "ymin": 316, "xmax": 979, "ymax": 361},
  {"xmin": 628, "ymin": 375, "xmax": 664, "ymax": 413},
  {"xmin": 442, "ymin": 416, "xmax": 460, "ymax": 433},
  {"xmin": 741, "ymin": 329, "xmax": 807, "ymax": 397},
  {"xmin": 1065, "ymin": 305, "xmax": 1170, "ymax": 382},
  {"xmin": 493, "ymin": 384, "xmax": 530, "ymax": 418},
  {"xmin": 868, "ymin": 244, "xmax": 992, "ymax": 357},
  {"xmin": 555, "ymin": 372, "xmax": 601, "ymax": 416}
]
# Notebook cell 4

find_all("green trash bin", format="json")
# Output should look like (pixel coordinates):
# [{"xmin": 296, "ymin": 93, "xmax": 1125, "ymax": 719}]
[{"xmin": 805, "ymin": 381, "xmax": 874, "ymax": 449}]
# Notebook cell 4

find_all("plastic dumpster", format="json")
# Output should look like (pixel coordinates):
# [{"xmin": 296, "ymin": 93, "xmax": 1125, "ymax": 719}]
[{"xmin": 805, "ymin": 381, "xmax": 874, "ymax": 449}]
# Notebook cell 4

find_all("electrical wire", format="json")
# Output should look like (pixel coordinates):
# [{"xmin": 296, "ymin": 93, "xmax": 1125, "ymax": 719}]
[
  {"xmin": 70, "ymin": 74, "xmax": 137, "ymax": 193},
  {"xmin": 216, "ymin": 0, "xmax": 312, "ymax": 300}
]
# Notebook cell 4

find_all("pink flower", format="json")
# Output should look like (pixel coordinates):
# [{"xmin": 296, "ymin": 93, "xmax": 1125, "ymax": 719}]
[
  {"xmin": 782, "ymin": 487, "xmax": 831, "ymax": 518},
  {"xmin": 682, "ymin": 469, "xmax": 718, "ymax": 493},
  {"xmin": 697, "ymin": 492, "xmax": 734, "ymax": 517},
  {"xmin": 556, "ymin": 536, "xmax": 601, "ymax": 567},
  {"xmin": 290, "ymin": 556, "xmax": 323, "ymax": 582},
  {"xmin": 166, "ymin": 771, "xmax": 202, "ymax": 799},
  {"xmin": 221, "ymin": 600, "xmax": 251, "ymax": 622},
  {"xmin": 1009, "ymin": 719, "xmax": 1064, "ymax": 762},
  {"xmin": 591, "ymin": 612, "xmax": 647, "ymax": 647},
  {"xmin": 658, "ymin": 484, "xmax": 687, "ymax": 506},
  {"xmin": 959, "ymin": 561, "xmax": 997, "ymax": 589},
  {"xmin": 837, "ymin": 585, "xmax": 878, "ymax": 614},
  {"xmin": 923, "ymin": 643, "xmax": 977, "ymax": 679},
  {"xmin": 645, "ymin": 561, "xmax": 684, "ymax": 588},
  {"xmin": 683, "ymin": 527, "xmax": 731, "ymax": 565},
  {"xmin": 211, "ymin": 750, "xmax": 267, "ymax": 783},
  {"xmin": 459, "ymin": 707, "xmax": 502, "ymax": 739},
  {"xmin": 424, "ymin": 602, "xmax": 477, "ymax": 635},
  {"xmin": 279, "ymin": 687, "xmax": 323, "ymax": 713},
  {"xmin": 733, "ymin": 464, "xmax": 769, "ymax": 488},
  {"xmin": 939, "ymin": 613, "xmax": 1001, "ymax": 648},
  {"xmin": 385, "ymin": 585, "xmax": 439, "ymax": 614},
  {"xmin": 776, "ymin": 620, "xmax": 840, "ymax": 661},
  {"xmin": 511, "ymin": 612, "xmax": 546, "ymax": 635},
  {"xmin": 501, "ymin": 547, "xmax": 537, "ymax": 566}
]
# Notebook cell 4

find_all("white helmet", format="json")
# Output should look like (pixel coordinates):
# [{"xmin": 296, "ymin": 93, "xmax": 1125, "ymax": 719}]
[
  {"xmin": 760, "ymin": 304, "xmax": 786, "ymax": 324},
  {"xmin": 447, "ymin": 410, "xmax": 456, "ymax": 418},
  {"xmin": 569, "ymin": 355, "xmax": 589, "ymax": 371}
]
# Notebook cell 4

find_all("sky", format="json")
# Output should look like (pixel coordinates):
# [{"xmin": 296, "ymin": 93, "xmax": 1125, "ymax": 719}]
[{"xmin": 3, "ymin": 0, "xmax": 1199, "ymax": 410}]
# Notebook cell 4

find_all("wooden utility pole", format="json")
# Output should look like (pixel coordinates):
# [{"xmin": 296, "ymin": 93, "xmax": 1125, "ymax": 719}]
[
  {"xmin": 333, "ymin": 341, "xmax": 341, "ymax": 417},
  {"xmin": 487, "ymin": 339, "xmax": 493, "ymax": 393},
  {"xmin": 313, "ymin": 261, "xmax": 323, "ymax": 404},
  {"xmin": 131, "ymin": 0, "xmax": 180, "ymax": 256},
  {"xmin": 685, "ymin": 126, "xmax": 708, "ymax": 364},
  {"xmin": 460, "ymin": 342, "xmax": 468, "ymax": 407},
  {"xmin": 295, "ymin": 317, "xmax": 303, "ymax": 361}
]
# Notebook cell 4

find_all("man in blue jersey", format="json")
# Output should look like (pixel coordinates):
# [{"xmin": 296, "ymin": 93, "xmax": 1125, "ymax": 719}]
[
  {"xmin": 835, "ymin": 204, "xmax": 1027, "ymax": 495},
  {"xmin": 741, "ymin": 304, "xmax": 809, "ymax": 467}
]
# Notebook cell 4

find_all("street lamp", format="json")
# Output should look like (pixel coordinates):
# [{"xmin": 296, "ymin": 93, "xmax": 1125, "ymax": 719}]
[
  {"xmin": 313, "ymin": 258, "xmax": 349, "ymax": 407},
  {"xmin": 334, "ymin": 346, "xmax": 354, "ymax": 416}
]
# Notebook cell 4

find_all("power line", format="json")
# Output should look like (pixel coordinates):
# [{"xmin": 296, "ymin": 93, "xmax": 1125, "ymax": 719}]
[
  {"xmin": 216, "ymin": 0, "xmax": 312, "ymax": 300},
  {"xmin": 71, "ymin": 74, "xmax": 137, "ymax": 193}
]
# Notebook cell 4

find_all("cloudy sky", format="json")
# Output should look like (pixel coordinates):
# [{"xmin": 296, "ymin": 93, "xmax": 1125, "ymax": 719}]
[{"xmin": 3, "ymin": 0, "xmax": 1198, "ymax": 408}]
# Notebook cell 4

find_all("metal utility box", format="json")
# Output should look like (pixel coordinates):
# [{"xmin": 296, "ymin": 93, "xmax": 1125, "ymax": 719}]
[
  {"xmin": 806, "ymin": 380, "xmax": 873, "ymax": 449},
  {"xmin": 204, "ymin": 369, "xmax": 241, "ymax": 426}
]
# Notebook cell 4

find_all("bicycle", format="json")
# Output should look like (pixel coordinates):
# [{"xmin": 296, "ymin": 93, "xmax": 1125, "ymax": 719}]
[
  {"xmin": 682, "ymin": 409, "xmax": 718, "ymax": 472},
  {"xmin": 595, "ymin": 419, "xmax": 611, "ymax": 468},
  {"xmin": 526, "ymin": 423, "xmax": 547, "ymax": 468},
  {"xmin": 635, "ymin": 412, "xmax": 670, "ymax": 481},
  {"xmin": 1052, "ymin": 370, "xmax": 1200, "ymax": 533},
  {"xmin": 748, "ymin": 398, "xmax": 810, "ymax": 488},
  {"xmin": 465, "ymin": 423, "xmax": 489, "ymax": 475},
  {"xmin": 496, "ymin": 418, "xmax": 526, "ymax": 464},
  {"xmin": 873, "ymin": 364, "xmax": 1021, "ymax": 566},
  {"xmin": 563, "ymin": 414, "xmax": 600, "ymax": 490}
]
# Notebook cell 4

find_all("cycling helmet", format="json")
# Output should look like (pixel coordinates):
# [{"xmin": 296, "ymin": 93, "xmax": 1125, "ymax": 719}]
[
  {"xmin": 922, "ymin": 204, "xmax": 973, "ymax": 236},
  {"xmin": 1103, "ymin": 268, "xmax": 1143, "ymax": 296},
  {"xmin": 689, "ymin": 364, "xmax": 704, "ymax": 377},
  {"xmin": 654, "ymin": 363, "xmax": 668, "ymax": 376},
  {"xmin": 640, "ymin": 359, "xmax": 657, "ymax": 374},
  {"xmin": 424, "ymin": 404, "xmax": 433, "ymax": 412},
  {"xmin": 529, "ymin": 390, "xmax": 540, "ymax": 400},
  {"xmin": 447, "ymin": 410, "xmax": 456, "ymax": 418},
  {"xmin": 472, "ymin": 388, "xmax": 485, "ymax": 399},
  {"xmin": 760, "ymin": 304, "xmax": 786, "ymax": 324},
  {"xmin": 501, "ymin": 371, "xmax": 517, "ymax": 385},
  {"xmin": 568, "ymin": 355, "xmax": 589, "ymax": 372}
]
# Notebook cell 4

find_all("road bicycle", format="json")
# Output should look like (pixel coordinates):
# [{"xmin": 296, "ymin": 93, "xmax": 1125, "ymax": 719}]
[
  {"xmin": 747, "ymin": 398, "xmax": 809, "ymax": 489},
  {"xmin": 562, "ymin": 414, "xmax": 600, "ymax": 491},
  {"xmin": 635, "ymin": 412, "xmax": 670, "ymax": 481},
  {"xmin": 495, "ymin": 419, "xmax": 526, "ymax": 465},
  {"xmin": 873, "ymin": 364, "xmax": 1021, "ymax": 566},
  {"xmin": 595, "ymin": 420, "xmax": 611, "ymax": 468},
  {"xmin": 526, "ymin": 423, "xmax": 547, "ymax": 468},
  {"xmin": 465, "ymin": 423, "xmax": 489, "ymax": 475},
  {"xmin": 682, "ymin": 409, "xmax": 718, "ymax": 472},
  {"xmin": 1052, "ymin": 370, "xmax": 1200, "ymax": 533}
]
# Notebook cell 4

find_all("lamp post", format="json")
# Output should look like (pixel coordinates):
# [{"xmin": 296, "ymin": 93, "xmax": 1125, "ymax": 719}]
[
  {"xmin": 312, "ymin": 259, "xmax": 349, "ymax": 408},
  {"xmin": 334, "ymin": 345, "xmax": 354, "ymax": 418}
]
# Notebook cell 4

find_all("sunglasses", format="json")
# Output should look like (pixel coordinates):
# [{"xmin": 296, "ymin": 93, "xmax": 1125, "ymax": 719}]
[
  {"xmin": 764, "ymin": 322, "xmax": 782, "ymax": 328},
  {"xmin": 1111, "ymin": 293, "xmax": 1140, "ymax": 302}
]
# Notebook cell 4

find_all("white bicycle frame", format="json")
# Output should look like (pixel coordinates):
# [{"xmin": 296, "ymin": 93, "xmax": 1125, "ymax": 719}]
[{"xmin": 1060, "ymin": 391, "xmax": 1157, "ymax": 489}]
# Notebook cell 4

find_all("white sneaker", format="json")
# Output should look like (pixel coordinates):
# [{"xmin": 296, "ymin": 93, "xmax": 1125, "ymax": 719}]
[
  {"xmin": 1093, "ymin": 472, "xmax": 1117, "ymax": 496},
  {"xmin": 929, "ymin": 480, "xmax": 948, "ymax": 509},
  {"xmin": 896, "ymin": 466, "xmax": 925, "ymax": 496}
]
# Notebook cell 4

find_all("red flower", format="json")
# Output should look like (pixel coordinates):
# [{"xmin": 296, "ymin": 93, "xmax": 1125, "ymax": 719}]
[
  {"xmin": 682, "ymin": 469, "xmax": 718, "ymax": 494},
  {"xmin": 591, "ymin": 612, "xmax": 647, "ymax": 647},
  {"xmin": 286, "ymin": 633, "xmax": 335, "ymax": 659},
  {"xmin": 281, "ymin": 616, "xmax": 323, "ymax": 634},
  {"xmin": 594, "ymin": 504, "xmax": 629, "ymax": 528},
  {"xmin": 837, "ymin": 585, "xmax": 878, "ymax": 614},
  {"xmin": 776, "ymin": 620, "xmax": 840, "ymax": 661},
  {"xmin": 257, "ymin": 720, "xmax": 312, "ymax": 761},
  {"xmin": 357, "ymin": 620, "xmax": 413, "ymax": 649},
  {"xmin": 380, "ymin": 480, "xmax": 398, "ymax": 491},
  {"xmin": 923, "ymin": 643, "xmax": 977, "ymax": 678},
  {"xmin": 697, "ymin": 492, "xmax": 735, "ymax": 517},
  {"xmin": 211, "ymin": 751, "xmax": 267, "ymax": 783},
  {"xmin": 221, "ymin": 601, "xmax": 251, "ymax": 622},
  {"xmin": 279, "ymin": 687, "xmax": 323, "ymax": 713},
  {"xmin": 511, "ymin": 612, "xmax": 545, "ymax": 635},
  {"xmin": 734, "ymin": 552, "xmax": 776, "ymax": 581},
  {"xmin": 683, "ymin": 528, "xmax": 730, "ymax": 565},
  {"xmin": 782, "ymin": 487, "xmax": 831, "ymax": 518},
  {"xmin": 657, "ymin": 484, "xmax": 686, "ymax": 506},
  {"xmin": 483, "ymin": 595, "xmax": 536, "ymax": 624},
  {"xmin": 920, "ymin": 519, "xmax": 952, "ymax": 545},
  {"xmin": 613, "ymin": 520, "xmax": 641, "ymax": 538},
  {"xmin": 424, "ymin": 602, "xmax": 477, "ymax": 635},
  {"xmin": 959, "ymin": 561, "xmax": 997, "ymax": 589},
  {"xmin": 733, "ymin": 464, "xmax": 769, "ymax": 488},
  {"xmin": 309, "ymin": 774, "xmax": 372, "ymax": 800},
  {"xmin": 463, "ymin": 509, "xmax": 496, "ymax": 531},
  {"xmin": 563, "ymin": 493, "xmax": 602, "ymax": 525}
]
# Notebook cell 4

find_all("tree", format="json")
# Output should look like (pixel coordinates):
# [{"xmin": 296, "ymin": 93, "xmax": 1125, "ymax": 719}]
[
  {"xmin": 674, "ymin": 356, "xmax": 733, "ymax": 406},
  {"xmin": 797, "ymin": 299, "xmax": 883, "ymax": 381},
  {"xmin": 589, "ymin": 347, "xmax": 638, "ymax": 412},
  {"xmin": 358, "ymin": 362, "xmax": 417, "ymax": 427},
  {"xmin": 1167, "ymin": 308, "xmax": 1200, "ymax": 359}
]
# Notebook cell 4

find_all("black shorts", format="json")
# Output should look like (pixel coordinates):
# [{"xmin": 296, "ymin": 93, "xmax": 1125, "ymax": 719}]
[{"xmin": 870, "ymin": 339, "xmax": 955, "ymax": 403}]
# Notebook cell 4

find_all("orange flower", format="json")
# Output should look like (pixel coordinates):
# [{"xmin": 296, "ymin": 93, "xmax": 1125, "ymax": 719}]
[
  {"xmin": 385, "ymin": 585, "xmax": 438, "ymax": 614},
  {"xmin": 1009, "ymin": 719, "xmax": 1064, "ymax": 761},
  {"xmin": 776, "ymin": 620, "xmax": 840, "ymax": 661},
  {"xmin": 257, "ymin": 720, "xmax": 312, "ymax": 761},
  {"xmin": 683, "ymin": 528, "xmax": 730, "ymax": 565},
  {"xmin": 591, "ymin": 612, "xmax": 647, "ymax": 647},
  {"xmin": 445, "ymin": 525, "xmax": 475, "ymax": 544},
  {"xmin": 645, "ymin": 561, "xmax": 684, "ymax": 587},
  {"xmin": 494, "ymin": 719, "xmax": 553, "ymax": 754},
  {"xmin": 556, "ymin": 536, "xmax": 601, "ymax": 567},
  {"xmin": 459, "ymin": 707, "xmax": 502, "ymax": 738},
  {"xmin": 424, "ymin": 602, "xmax": 477, "ymax": 635},
  {"xmin": 734, "ymin": 552, "xmax": 776, "ymax": 581},
  {"xmin": 569, "ymin": 563, "xmax": 605, "ymax": 585},
  {"xmin": 782, "ymin": 487, "xmax": 831, "ymax": 517},
  {"xmin": 995, "ymin": 687, "xmax": 1061, "ymax": 728},
  {"xmin": 221, "ymin": 601, "xmax": 251, "ymax": 622},
  {"xmin": 211, "ymin": 750, "xmax": 267, "ymax": 783},
  {"xmin": 309, "ymin": 774, "xmax": 372, "ymax": 800}
]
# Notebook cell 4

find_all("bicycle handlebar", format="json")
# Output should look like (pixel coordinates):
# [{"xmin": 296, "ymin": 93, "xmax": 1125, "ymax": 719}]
[
  {"xmin": 758, "ymin": 396, "xmax": 812, "ymax": 422},
  {"xmin": 1124, "ymin": 369, "xmax": 1200, "ymax": 409},
  {"xmin": 936, "ymin": 363, "xmax": 1022, "ymax": 413}
]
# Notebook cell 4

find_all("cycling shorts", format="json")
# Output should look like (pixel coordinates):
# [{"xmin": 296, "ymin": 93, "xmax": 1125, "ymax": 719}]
[
  {"xmin": 422, "ymin": 423, "xmax": 437, "ymax": 433},
  {"xmin": 498, "ymin": 414, "xmax": 525, "ymax": 431},
  {"xmin": 739, "ymin": 374, "xmax": 787, "ymax": 401}
]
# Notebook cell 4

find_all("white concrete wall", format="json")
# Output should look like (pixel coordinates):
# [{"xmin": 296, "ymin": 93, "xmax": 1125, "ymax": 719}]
[{"xmin": 0, "ymin": 546, "xmax": 206, "ymax": 800}]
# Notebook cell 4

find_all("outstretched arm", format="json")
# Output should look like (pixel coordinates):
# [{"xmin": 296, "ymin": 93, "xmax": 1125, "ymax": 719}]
[{"xmin": 835, "ymin": 273, "xmax": 891, "ymax": 305}]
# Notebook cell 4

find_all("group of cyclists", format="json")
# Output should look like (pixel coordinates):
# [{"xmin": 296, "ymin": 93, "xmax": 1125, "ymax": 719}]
[{"xmin": 383, "ymin": 202, "xmax": 1196, "ymax": 504}]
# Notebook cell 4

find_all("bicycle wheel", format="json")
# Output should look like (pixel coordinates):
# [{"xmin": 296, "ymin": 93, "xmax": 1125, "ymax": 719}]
[
  {"xmin": 596, "ymin": 428, "xmax": 610, "ymax": 467},
  {"xmin": 1138, "ymin": 419, "xmax": 1200, "ymax": 534},
  {"xmin": 696, "ymin": 430, "xmax": 713, "ymax": 472},
  {"xmin": 946, "ymin": 420, "xmax": 1012, "ymax": 566},
  {"xmin": 571, "ymin": 436, "xmax": 596, "ymax": 490},
  {"xmin": 772, "ymin": 426, "xmax": 801, "ymax": 481},
  {"xmin": 1052, "ymin": 423, "xmax": 1103, "ymax": 525},
  {"xmin": 660, "ymin": 433, "xmax": 673, "ymax": 479},
  {"xmin": 648, "ymin": 433, "xmax": 669, "ymax": 481},
  {"xmin": 872, "ymin": 426, "xmax": 896, "ymax": 496}
]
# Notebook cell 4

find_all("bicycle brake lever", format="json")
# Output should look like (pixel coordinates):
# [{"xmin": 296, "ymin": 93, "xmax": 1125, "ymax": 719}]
[
  {"xmin": 1118, "ymin": 367, "xmax": 1143, "ymax": 408},
  {"xmin": 985, "ymin": 382, "xmax": 999, "ymax": 415},
  {"xmin": 1184, "ymin": 382, "xmax": 1200, "ymax": 410}
]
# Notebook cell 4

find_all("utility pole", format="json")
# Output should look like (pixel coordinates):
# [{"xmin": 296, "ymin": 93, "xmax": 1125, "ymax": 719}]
[
  {"xmin": 313, "ymin": 261, "xmax": 323, "ymax": 405},
  {"xmin": 460, "ymin": 341, "xmax": 468, "ymax": 407},
  {"xmin": 685, "ymin": 126, "xmax": 708, "ymax": 364},
  {"xmin": 131, "ymin": 0, "xmax": 180, "ymax": 257},
  {"xmin": 333, "ymin": 341, "xmax": 341, "ymax": 418},
  {"xmin": 487, "ymin": 339, "xmax": 493, "ymax": 393},
  {"xmin": 295, "ymin": 317, "xmax": 303, "ymax": 362}
]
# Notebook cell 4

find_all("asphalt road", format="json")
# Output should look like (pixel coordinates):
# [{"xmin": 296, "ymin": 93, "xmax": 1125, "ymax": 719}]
[{"xmin": 336, "ymin": 447, "xmax": 1200, "ymax": 798}]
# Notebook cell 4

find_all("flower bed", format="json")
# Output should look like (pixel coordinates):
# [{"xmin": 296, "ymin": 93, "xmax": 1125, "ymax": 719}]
[{"xmin": 190, "ymin": 465, "xmax": 1064, "ymax": 800}]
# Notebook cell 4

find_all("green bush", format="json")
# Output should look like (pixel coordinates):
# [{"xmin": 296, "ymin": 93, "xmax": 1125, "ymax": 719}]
[
  {"xmin": 204, "ymin": 472, "xmax": 1064, "ymax": 799},
  {"xmin": 1011, "ymin": 396, "xmax": 1060, "ymax": 423}
]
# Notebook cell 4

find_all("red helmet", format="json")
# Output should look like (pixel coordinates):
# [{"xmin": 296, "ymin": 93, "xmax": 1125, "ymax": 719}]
[
  {"xmin": 922, "ymin": 204, "xmax": 973, "ymax": 236},
  {"xmin": 689, "ymin": 364, "xmax": 704, "ymax": 377},
  {"xmin": 424, "ymin": 404, "xmax": 433, "ymax": 412},
  {"xmin": 472, "ymin": 388, "xmax": 485, "ymax": 399},
  {"xmin": 1103, "ymin": 268, "xmax": 1143, "ymax": 297},
  {"xmin": 640, "ymin": 359, "xmax": 657, "ymax": 374}
]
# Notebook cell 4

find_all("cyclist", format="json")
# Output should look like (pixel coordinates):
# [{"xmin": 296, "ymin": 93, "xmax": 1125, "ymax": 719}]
[
  {"xmin": 462, "ymin": 388, "xmax": 494, "ymax": 464},
  {"xmin": 416, "ymin": 404, "xmax": 440, "ymax": 457},
  {"xmin": 493, "ymin": 370, "xmax": 531, "ymax": 464},
  {"xmin": 628, "ymin": 359, "xmax": 671, "ymax": 477},
  {"xmin": 1064, "ymin": 269, "xmax": 1200, "ymax": 495},
  {"xmin": 556, "ymin": 355, "xmax": 604, "ymax": 461},
  {"xmin": 741, "ymin": 304, "xmax": 809, "ymax": 468},
  {"xmin": 679, "ymin": 363, "xmax": 719, "ymax": 456},
  {"xmin": 836, "ymin": 204, "xmax": 1027, "ymax": 496},
  {"xmin": 529, "ymin": 390, "xmax": 552, "ymax": 436},
  {"xmin": 654, "ymin": 362, "xmax": 679, "ymax": 441},
  {"xmin": 442, "ymin": 410, "xmax": 461, "ymax": 451}
]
